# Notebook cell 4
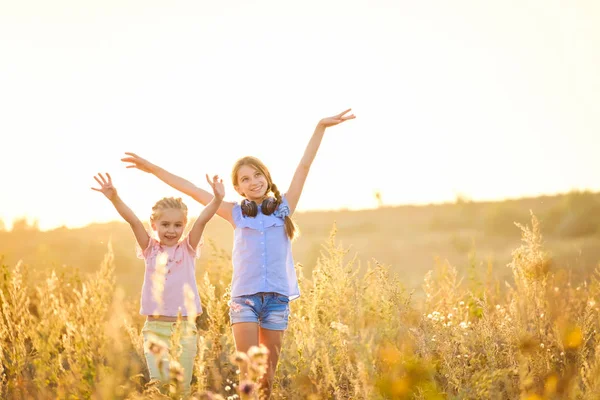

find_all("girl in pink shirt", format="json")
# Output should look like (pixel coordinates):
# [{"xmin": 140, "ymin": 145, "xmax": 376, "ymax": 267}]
[{"xmin": 91, "ymin": 172, "xmax": 224, "ymax": 395}]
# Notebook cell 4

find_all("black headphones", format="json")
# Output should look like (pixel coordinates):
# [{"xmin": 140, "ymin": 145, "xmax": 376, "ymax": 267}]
[{"xmin": 241, "ymin": 198, "xmax": 278, "ymax": 217}]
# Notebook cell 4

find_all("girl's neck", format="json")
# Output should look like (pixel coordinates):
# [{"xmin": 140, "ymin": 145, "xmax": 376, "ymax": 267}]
[{"xmin": 247, "ymin": 195, "xmax": 268, "ymax": 203}]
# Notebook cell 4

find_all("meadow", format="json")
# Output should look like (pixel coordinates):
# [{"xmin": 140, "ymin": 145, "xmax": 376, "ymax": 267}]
[{"xmin": 1, "ymin": 191, "xmax": 600, "ymax": 399}]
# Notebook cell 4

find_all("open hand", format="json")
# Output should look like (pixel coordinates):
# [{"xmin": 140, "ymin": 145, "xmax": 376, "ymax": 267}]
[
  {"xmin": 206, "ymin": 174, "xmax": 225, "ymax": 200},
  {"xmin": 121, "ymin": 152, "xmax": 154, "ymax": 173},
  {"xmin": 91, "ymin": 173, "xmax": 117, "ymax": 200},
  {"xmin": 318, "ymin": 108, "xmax": 356, "ymax": 128}
]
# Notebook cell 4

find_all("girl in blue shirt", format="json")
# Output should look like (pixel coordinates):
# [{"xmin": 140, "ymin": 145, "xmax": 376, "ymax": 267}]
[{"xmin": 122, "ymin": 108, "xmax": 355, "ymax": 397}]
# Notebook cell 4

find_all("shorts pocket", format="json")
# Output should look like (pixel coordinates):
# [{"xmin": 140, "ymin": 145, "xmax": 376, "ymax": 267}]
[{"xmin": 274, "ymin": 293, "xmax": 290, "ymax": 304}]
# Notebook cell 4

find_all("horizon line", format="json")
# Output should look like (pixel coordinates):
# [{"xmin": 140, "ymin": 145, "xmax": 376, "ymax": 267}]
[{"xmin": 2, "ymin": 188, "xmax": 598, "ymax": 233}]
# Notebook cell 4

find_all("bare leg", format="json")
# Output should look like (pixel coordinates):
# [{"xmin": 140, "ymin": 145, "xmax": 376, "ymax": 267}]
[
  {"xmin": 232, "ymin": 322, "xmax": 259, "ymax": 380},
  {"xmin": 258, "ymin": 327, "xmax": 284, "ymax": 399}
]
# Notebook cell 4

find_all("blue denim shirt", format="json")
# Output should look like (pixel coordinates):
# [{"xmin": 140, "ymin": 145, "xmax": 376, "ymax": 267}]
[{"xmin": 231, "ymin": 195, "xmax": 300, "ymax": 300}]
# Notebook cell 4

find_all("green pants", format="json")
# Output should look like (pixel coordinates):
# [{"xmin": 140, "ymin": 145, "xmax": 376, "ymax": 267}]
[{"xmin": 142, "ymin": 320, "xmax": 198, "ymax": 396}]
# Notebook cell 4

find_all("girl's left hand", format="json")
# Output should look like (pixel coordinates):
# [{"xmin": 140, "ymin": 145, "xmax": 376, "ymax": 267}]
[
  {"xmin": 318, "ymin": 108, "xmax": 356, "ymax": 128},
  {"xmin": 205, "ymin": 174, "xmax": 225, "ymax": 200}
]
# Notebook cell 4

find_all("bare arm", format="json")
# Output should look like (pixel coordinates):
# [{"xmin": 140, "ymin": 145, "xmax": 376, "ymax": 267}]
[
  {"xmin": 188, "ymin": 175, "xmax": 225, "ymax": 249},
  {"xmin": 121, "ymin": 153, "xmax": 235, "ymax": 225},
  {"xmin": 92, "ymin": 173, "xmax": 149, "ymax": 250},
  {"xmin": 286, "ymin": 109, "xmax": 356, "ymax": 213}
]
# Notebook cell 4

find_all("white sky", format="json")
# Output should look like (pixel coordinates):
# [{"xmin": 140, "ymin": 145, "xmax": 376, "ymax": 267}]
[{"xmin": 1, "ymin": 0, "xmax": 599, "ymax": 230}]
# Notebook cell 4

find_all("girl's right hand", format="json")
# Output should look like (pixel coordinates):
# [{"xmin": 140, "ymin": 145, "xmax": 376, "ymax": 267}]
[
  {"xmin": 121, "ymin": 152, "xmax": 154, "ymax": 173},
  {"xmin": 91, "ymin": 173, "xmax": 117, "ymax": 201},
  {"xmin": 318, "ymin": 108, "xmax": 356, "ymax": 128}
]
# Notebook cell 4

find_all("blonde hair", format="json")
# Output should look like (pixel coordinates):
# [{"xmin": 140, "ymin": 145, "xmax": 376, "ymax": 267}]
[
  {"xmin": 232, "ymin": 156, "xmax": 299, "ymax": 240},
  {"xmin": 150, "ymin": 197, "xmax": 188, "ymax": 223}
]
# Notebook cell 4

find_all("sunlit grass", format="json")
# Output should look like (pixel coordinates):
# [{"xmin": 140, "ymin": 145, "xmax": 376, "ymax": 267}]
[{"xmin": 0, "ymin": 215, "xmax": 599, "ymax": 399}]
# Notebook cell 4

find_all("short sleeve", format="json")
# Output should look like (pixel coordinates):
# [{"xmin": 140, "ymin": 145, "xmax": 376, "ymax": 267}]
[
  {"xmin": 232, "ymin": 202, "xmax": 244, "ymax": 227},
  {"xmin": 136, "ymin": 237, "xmax": 159, "ymax": 259},
  {"xmin": 273, "ymin": 195, "xmax": 291, "ymax": 220},
  {"xmin": 184, "ymin": 235, "xmax": 203, "ymax": 259}
]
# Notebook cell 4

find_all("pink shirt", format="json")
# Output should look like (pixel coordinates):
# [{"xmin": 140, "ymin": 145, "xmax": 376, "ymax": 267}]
[{"xmin": 137, "ymin": 235, "xmax": 203, "ymax": 317}]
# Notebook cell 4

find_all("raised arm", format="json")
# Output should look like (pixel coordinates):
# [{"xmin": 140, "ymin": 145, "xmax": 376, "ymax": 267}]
[
  {"xmin": 91, "ymin": 173, "xmax": 149, "ymax": 250},
  {"xmin": 286, "ymin": 109, "xmax": 355, "ymax": 213},
  {"xmin": 121, "ymin": 153, "xmax": 235, "ymax": 225},
  {"xmin": 188, "ymin": 174, "xmax": 225, "ymax": 249}
]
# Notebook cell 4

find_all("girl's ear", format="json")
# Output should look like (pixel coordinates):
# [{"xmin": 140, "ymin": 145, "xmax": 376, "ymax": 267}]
[{"xmin": 151, "ymin": 222, "xmax": 157, "ymax": 231}]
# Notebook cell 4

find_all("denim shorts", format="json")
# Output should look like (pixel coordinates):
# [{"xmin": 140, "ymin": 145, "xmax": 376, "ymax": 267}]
[{"xmin": 229, "ymin": 292, "xmax": 290, "ymax": 331}]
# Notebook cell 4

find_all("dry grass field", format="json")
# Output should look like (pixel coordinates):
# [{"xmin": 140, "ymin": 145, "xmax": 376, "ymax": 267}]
[{"xmin": 1, "ymin": 191, "xmax": 600, "ymax": 399}]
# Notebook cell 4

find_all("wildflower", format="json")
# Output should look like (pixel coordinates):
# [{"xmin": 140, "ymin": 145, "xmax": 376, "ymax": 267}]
[
  {"xmin": 247, "ymin": 344, "xmax": 269, "ymax": 361},
  {"xmin": 169, "ymin": 360, "xmax": 184, "ymax": 383},
  {"xmin": 459, "ymin": 301, "xmax": 465, "ymax": 306},
  {"xmin": 564, "ymin": 326, "xmax": 583, "ymax": 349},
  {"xmin": 231, "ymin": 351, "xmax": 250, "ymax": 365},
  {"xmin": 244, "ymin": 299, "xmax": 255, "ymax": 306},
  {"xmin": 239, "ymin": 380, "xmax": 256, "ymax": 395},
  {"xmin": 459, "ymin": 321, "xmax": 469, "ymax": 329},
  {"xmin": 144, "ymin": 334, "xmax": 168, "ymax": 357},
  {"xmin": 589, "ymin": 300, "xmax": 596, "ymax": 307}
]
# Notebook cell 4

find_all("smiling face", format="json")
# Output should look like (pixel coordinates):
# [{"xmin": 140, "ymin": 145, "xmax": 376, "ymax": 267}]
[
  {"xmin": 232, "ymin": 157, "xmax": 273, "ymax": 203},
  {"xmin": 151, "ymin": 208, "xmax": 186, "ymax": 246},
  {"xmin": 235, "ymin": 164, "xmax": 269, "ymax": 202}
]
